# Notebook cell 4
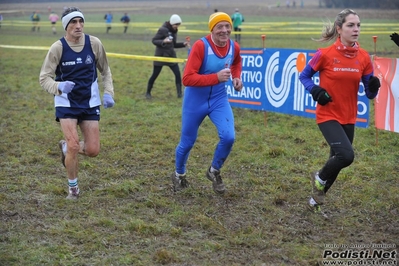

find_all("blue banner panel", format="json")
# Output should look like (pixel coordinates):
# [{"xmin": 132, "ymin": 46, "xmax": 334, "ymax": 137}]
[{"xmin": 227, "ymin": 48, "xmax": 369, "ymax": 128}]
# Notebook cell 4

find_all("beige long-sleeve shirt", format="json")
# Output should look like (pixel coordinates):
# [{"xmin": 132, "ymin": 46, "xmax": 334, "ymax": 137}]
[{"xmin": 39, "ymin": 34, "xmax": 114, "ymax": 97}]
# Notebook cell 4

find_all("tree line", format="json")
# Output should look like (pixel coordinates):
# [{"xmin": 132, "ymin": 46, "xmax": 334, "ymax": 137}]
[{"xmin": 322, "ymin": 0, "xmax": 399, "ymax": 9}]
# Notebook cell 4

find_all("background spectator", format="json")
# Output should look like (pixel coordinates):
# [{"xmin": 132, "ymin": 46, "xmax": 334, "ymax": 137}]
[
  {"xmin": 120, "ymin": 12, "xmax": 130, "ymax": 34},
  {"xmin": 49, "ymin": 11, "xmax": 59, "ymax": 35},
  {"xmin": 31, "ymin": 11, "xmax": 41, "ymax": 32},
  {"xmin": 104, "ymin": 11, "xmax": 113, "ymax": 33},
  {"xmin": 231, "ymin": 8, "xmax": 244, "ymax": 43}
]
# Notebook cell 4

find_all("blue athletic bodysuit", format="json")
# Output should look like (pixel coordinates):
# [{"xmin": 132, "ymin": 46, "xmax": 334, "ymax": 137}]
[{"xmin": 175, "ymin": 37, "xmax": 236, "ymax": 174}]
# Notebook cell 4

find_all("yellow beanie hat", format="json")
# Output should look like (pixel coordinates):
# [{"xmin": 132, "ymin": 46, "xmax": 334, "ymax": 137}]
[{"xmin": 208, "ymin": 12, "xmax": 232, "ymax": 31}]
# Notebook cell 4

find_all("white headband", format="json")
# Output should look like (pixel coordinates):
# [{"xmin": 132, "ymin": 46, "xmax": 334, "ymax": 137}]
[{"xmin": 62, "ymin": 11, "xmax": 85, "ymax": 30}]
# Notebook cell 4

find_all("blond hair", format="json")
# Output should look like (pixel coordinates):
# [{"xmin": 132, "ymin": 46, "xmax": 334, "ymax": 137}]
[{"xmin": 312, "ymin": 9, "xmax": 358, "ymax": 43}]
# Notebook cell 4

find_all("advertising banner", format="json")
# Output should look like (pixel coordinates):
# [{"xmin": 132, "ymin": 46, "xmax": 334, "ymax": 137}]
[
  {"xmin": 374, "ymin": 56, "xmax": 399, "ymax": 133},
  {"xmin": 227, "ymin": 48, "xmax": 370, "ymax": 128}
]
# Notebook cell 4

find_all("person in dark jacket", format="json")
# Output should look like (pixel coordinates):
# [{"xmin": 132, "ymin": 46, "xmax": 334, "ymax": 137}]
[
  {"xmin": 120, "ymin": 12, "xmax": 130, "ymax": 34},
  {"xmin": 146, "ymin": 14, "xmax": 190, "ymax": 99}
]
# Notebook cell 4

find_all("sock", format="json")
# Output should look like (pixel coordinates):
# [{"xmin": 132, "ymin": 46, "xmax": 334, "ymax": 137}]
[
  {"xmin": 210, "ymin": 166, "xmax": 218, "ymax": 173},
  {"xmin": 62, "ymin": 141, "xmax": 67, "ymax": 154},
  {"xmin": 68, "ymin": 178, "xmax": 78, "ymax": 188},
  {"xmin": 315, "ymin": 173, "xmax": 326, "ymax": 185},
  {"xmin": 309, "ymin": 197, "xmax": 318, "ymax": 206},
  {"xmin": 175, "ymin": 171, "xmax": 185, "ymax": 177}
]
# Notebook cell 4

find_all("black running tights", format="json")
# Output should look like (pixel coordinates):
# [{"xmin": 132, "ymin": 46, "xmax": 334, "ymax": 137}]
[{"xmin": 318, "ymin": 120, "xmax": 355, "ymax": 193}]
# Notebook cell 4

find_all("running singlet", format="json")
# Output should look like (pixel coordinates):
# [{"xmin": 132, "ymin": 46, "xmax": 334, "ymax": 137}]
[
  {"xmin": 54, "ymin": 34, "xmax": 101, "ymax": 108},
  {"xmin": 184, "ymin": 37, "xmax": 234, "ymax": 99}
]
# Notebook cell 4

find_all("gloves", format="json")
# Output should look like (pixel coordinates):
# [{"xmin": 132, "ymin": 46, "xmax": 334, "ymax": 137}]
[
  {"xmin": 368, "ymin": 76, "xmax": 380, "ymax": 94},
  {"xmin": 103, "ymin": 93, "xmax": 115, "ymax": 109},
  {"xmin": 310, "ymin": 85, "xmax": 332, "ymax": 106},
  {"xmin": 390, "ymin": 32, "xmax": 399, "ymax": 47},
  {"xmin": 58, "ymin": 81, "xmax": 75, "ymax": 94}
]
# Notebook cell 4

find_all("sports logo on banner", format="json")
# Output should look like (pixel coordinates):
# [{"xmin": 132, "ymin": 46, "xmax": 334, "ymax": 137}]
[
  {"xmin": 226, "ymin": 48, "xmax": 370, "ymax": 128},
  {"xmin": 374, "ymin": 56, "xmax": 399, "ymax": 133}
]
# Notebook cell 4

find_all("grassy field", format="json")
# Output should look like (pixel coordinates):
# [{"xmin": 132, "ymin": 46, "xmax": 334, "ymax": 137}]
[{"xmin": 0, "ymin": 1, "xmax": 398, "ymax": 265}]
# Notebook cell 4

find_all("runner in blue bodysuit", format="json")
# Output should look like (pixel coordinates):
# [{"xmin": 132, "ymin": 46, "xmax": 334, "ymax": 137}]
[{"xmin": 171, "ymin": 12, "xmax": 243, "ymax": 194}]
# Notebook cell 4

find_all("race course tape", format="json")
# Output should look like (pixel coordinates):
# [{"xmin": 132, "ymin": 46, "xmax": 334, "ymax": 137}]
[
  {"xmin": 0, "ymin": 44, "xmax": 187, "ymax": 63},
  {"xmin": 107, "ymin": 52, "xmax": 186, "ymax": 63}
]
